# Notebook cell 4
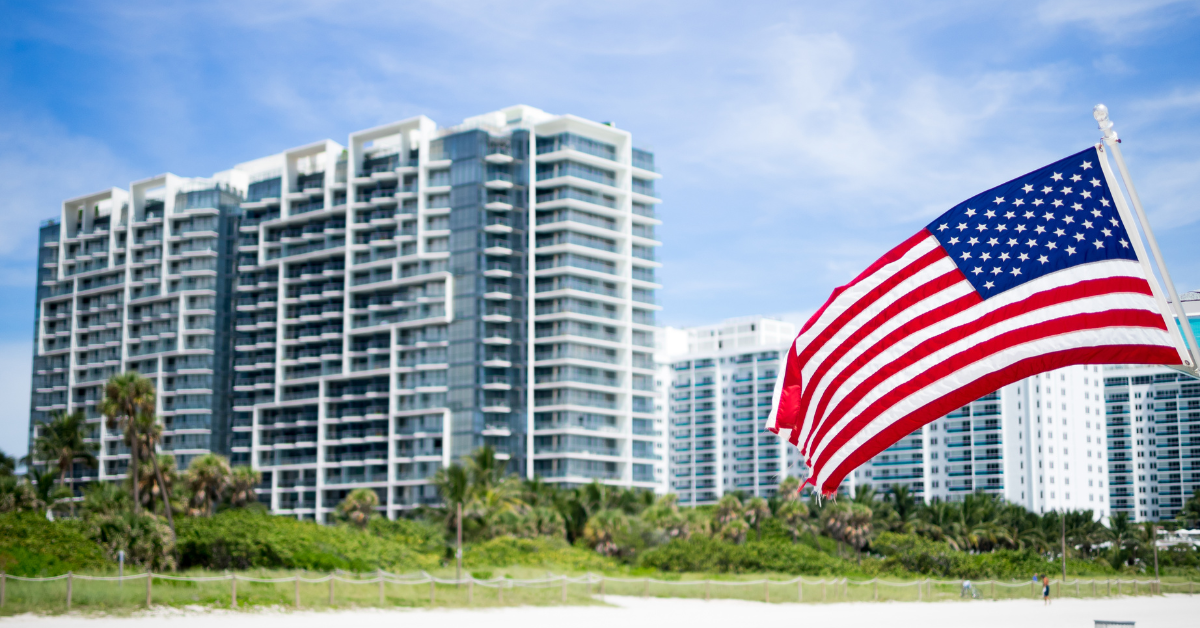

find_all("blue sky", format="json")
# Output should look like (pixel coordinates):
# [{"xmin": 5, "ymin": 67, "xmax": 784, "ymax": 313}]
[{"xmin": 2, "ymin": 0, "xmax": 1200, "ymax": 456}]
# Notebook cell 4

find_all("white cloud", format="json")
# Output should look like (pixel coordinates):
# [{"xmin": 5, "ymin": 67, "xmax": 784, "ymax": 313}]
[{"xmin": 1036, "ymin": 0, "xmax": 1200, "ymax": 34}]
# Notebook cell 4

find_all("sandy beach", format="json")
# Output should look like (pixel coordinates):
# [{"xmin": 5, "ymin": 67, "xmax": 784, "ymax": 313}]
[{"xmin": 2, "ymin": 594, "xmax": 1196, "ymax": 628}]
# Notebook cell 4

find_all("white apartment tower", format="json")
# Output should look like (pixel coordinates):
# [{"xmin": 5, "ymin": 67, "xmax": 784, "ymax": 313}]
[
  {"xmin": 29, "ymin": 105, "xmax": 665, "ymax": 519},
  {"xmin": 666, "ymin": 317, "xmax": 802, "ymax": 504},
  {"xmin": 1103, "ymin": 294, "xmax": 1200, "ymax": 522},
  {"xmin": 30, "ymin": 174, "xmax": 244, "ymax": 483}
]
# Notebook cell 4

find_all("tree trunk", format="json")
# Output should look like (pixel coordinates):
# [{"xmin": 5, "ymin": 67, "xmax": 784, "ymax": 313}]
[
  {"xmin": 149, "ymin": 454, "xmax": 176, "ymax": 539},
  {"xmin": 59, "ymin": 463, "xmax": 73, "ymax": 518},
  {"xmin": 129, "ymin": 418, "xmax": 141, "ymax": 515},
  {"xmin": 756, "ymin": 522, "xmax": 761, "ymax": 542}
]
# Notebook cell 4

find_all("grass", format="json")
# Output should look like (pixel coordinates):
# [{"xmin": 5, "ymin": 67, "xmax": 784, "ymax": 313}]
[
  {"xmin": 0, "ymin": 566, "xmax": 606, "ymax": 616},
  {"xmin": 0, "ymin": 566, "xmax": 1188, "ymax": 616}
]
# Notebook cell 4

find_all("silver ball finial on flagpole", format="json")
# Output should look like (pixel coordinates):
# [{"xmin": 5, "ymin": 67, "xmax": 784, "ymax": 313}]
[{"xmin": 1093, "ymin": 104, "xmax": 1118, "ymax": 141}]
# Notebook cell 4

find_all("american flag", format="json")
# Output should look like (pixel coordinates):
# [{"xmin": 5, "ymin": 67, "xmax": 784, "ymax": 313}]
[{"xmin": 768, "ymin": 145, "xmax": 1191, "ymax": 496}]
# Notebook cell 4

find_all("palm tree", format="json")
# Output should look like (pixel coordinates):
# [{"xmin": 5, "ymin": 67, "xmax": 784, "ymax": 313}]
[
  {"xmin": 338, "ymin": 487, "xmax": 380, "ymax": 529},
  {"xmin": 466, "ymin": 445, "xmax": 507, "ymax": 491},
  {"xmin": 745, "ymin": 496, "xmax": 771, "ymax": 541},
  {"xmin": 0, "ymin": 475, "xmax": 42, "ymax": 513},
  {"xmin": 887, "ymin": 484, "xmax": 919, "ymax": 532},
  {"xmin": 0, "ymin": 449, "xmax": 16, "ymax": 477},
  {"xmin": 185, "ymin": 453, "xmax": 231, "ymax": 516},
  {"xmin": 824, "ymin": 501, "xmax": 873, "ymax": 563},
  {"xmin": 777, "ymin": 476, "xmax": 802, "ymax": 500},
  {"xmin": 1178, "ymin": 488, "xmax": 1200, "ymax": 529},
  {"xmin": 1107, "ymin": 512, "xmax": 1138, "ymax": 566},
  {"xmin": 228, "ymin": 466, "xmax": 262, "ymax": 507},
  {"xmin": 80, "ymin": 481, "xmax": 131, "ymax": 517},
  {"xmin": 582, "ymin": 509, "xmax": 631, "ymax": 556},
  {"xmin": 132, "ymin": 412, "xmax": 175, "ymax": 537},
  {"xmin": 643, "ymin": 493, "xmax": 692, "ymax": 540},
  {"xmin": 99, "ymin": 372, "xmax": 156, "ymax": 514},
  {"xmin": 432, "ymin": 462, "xmax": 469, "ymax": 532},
  {"xmin": 31, "ymin": 410, "xmax": 97, "ymax": 516},
  {"xmin": 29, "ymin": 466, "xmax": 70, "ymax": 515},
  {"xmin": 776, "ymin": 499, "xmax": 813, "ymax": 543}
]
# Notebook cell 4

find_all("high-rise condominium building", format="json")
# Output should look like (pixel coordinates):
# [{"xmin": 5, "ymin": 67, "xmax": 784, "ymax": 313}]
[
  {"xmin": 1103, "ymin": 365, "xmax": 1200, "ymax": 521},
  {"xmin": 1103, "ymin": 294, "xmax": 1200, "ymax": 522},
  {"xmin": 661, "ymin": 313, "xmax": 1110, "ymax": 513},
  {"xmin": 31, "ymin": 177, "xmax": 242, "ymax": 479},
  {"xmin": 666, "ymin": 316, "xmax": 806, "ymax": 504},
  {"xmin": 29, "ymin": 105, "xmax": 665, "ymax": 519}
]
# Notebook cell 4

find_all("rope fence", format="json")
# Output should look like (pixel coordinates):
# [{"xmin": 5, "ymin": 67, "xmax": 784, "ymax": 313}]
[{"xmin": 0, "ymin": 570, "xmax": 1193, "ymax": 612}]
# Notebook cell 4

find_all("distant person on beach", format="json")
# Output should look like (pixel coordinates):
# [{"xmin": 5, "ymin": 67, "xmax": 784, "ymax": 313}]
[{"xmin": 1043, "ymin": 577, "xmax": 1051, "ymax": 605}]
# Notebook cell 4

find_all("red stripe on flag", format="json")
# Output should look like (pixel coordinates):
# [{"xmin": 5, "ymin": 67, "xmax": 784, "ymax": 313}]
[
  {"xmin": 804, "ymin": 276, "xmax": 1156, "ymax": 457},
  {"xmin": 799, "ymin": 288, "xmax": 982, "ymax": 455},
  {"xmin": 816, "ymin": 343, "xmax": 1180, "ymax": 494},
  {"xmin": 795, "ymin": 246, "xmax": 948, "ymax": 370},
  {"xmin": 807, "ymin": 307, "xmax": 1168, "ymax": 482},
  {"xmin": 795, "ymin": 268, "xmax": 966, "ymax": 448}
]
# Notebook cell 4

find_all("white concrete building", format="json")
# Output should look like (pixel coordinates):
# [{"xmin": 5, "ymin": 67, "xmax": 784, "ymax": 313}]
[
  {"xmin": 30, "ymin": 174, "xmax": 244, "ymax": 489},
  {"xmin": 666, "ymin": 316, "xmax": 806, "ymax": 504},
  {"xmin": 30, "ymin": 105, "xmax": 666, "ymax": 519}
]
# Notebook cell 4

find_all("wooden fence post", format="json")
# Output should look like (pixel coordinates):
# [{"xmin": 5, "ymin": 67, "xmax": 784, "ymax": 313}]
[
  {"xmin": 600, "ymin": 577, "xmax": 605, "ymax": 598},
  {"xmin": 429, "ymin": 579, "xmax": 435, "ymax": 605},
  {"xmin": 1092, "ymin": 580, "xmax": 1096, "ymax": 597},
  {"xmin": 644, "ymin": 578, "xmax": 650, "ymax": 598},
  {"xmin": 873, "ymin": 580, "xmax": 878, "ymax": 601},
  {"xmin": 66, "ymin": 572, "xmax": 73, "ymax": 610},
  {"xmin": 231, "ymin": 574, "xmax": 237, "ymax": 609},
  {"xmin": 1107, "ymin": 579, "xmax": 1111, "ymax": 596},
  {"xmin": 843, "ymin": 578, "xmax": 848, "ymax": 599},
  {"xmin": 917, "ymin": 579, "xmax": 922, "ymax": 601},
  {"xmin": 704, "ymin": 580, "xmax": 710, "ymax": 601},
  {"xmin": 467, "ymin": 578, "xmax": 473, "ymax": 604},
  {"xmin": 797, "ymin": 579, "xmax": 803, "ymax": 602},
  {"xmin": 295, "ymin": 576, "xmax": 301, "ymax": 608},
  {"xmin": 328, "ymin": 576, "xmax": 334, "ymax": 606},
  {"xmin": 1, "ymin": 572, "xmax": 6, "ymax": 608},
  {"xmin": 561, "ymin": 576, "xmax": 567, "ymax": 603},
  {"xmin": 764, "ymin": 579, "xmax": 770, "ymax": 603},
  {"xmin": 146, "ymin": 572, "xmax": 152, "ymax": 607},
  {"xmin": 822, "ymin": 580, "xmax": 826, "ymax": 602},
  {"xmin": 498, "ymin": 581, "xmax": 504, "ymax": 604},
  {"xmin": 380, "ymin": 573, "xmax": 386, "ymax": 605},
  {"xmin": 1075, "ymin": 580, "xmax": 1079, "ymax": 597},
  {"xmin": 991, "ymin": 581, "xmax": 995, "ymax": 599}
]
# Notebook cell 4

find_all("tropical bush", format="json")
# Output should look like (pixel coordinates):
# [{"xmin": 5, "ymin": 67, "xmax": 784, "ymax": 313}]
[
  {"xmin": 174, "ymin": 509, "xmax": 439, "ymax": 571},
  {"xmin": 465, "ymin": 536, "xmax": 616, "ymax": 571},
  {"xmin": 0, "ymin": 512, "xmax": 107, "ymax": 576}
]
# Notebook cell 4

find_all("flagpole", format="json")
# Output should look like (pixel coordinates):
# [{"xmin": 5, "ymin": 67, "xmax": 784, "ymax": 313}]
[{"xmin": 1094, "ymin": 104, "xmax": 1200, "ymax": 370}]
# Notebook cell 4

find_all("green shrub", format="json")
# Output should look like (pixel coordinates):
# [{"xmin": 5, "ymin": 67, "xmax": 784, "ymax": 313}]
[
  {"xmin": 0, "ymin": 511, "xmax": 108, "ymax": 576},
  {"xmin": 639, "ymin": 537, "xmax": 851, "ymax": 574},
  {"xmin": 175, "ymin": 509, "xmax": 438, "ymax": 571},
  {"xmin": 872, "ymin": 532, "xmax": 1118, "ymax": 579},
  {"xmin": 465, "ymin": 536, "xmax": 617, "ymax": 571}
]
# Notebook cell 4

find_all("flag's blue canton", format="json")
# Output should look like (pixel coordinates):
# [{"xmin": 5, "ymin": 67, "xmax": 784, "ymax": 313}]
[{"xmin": 926, "ymin": 146, "xmax": 1137, "ymax": 299}]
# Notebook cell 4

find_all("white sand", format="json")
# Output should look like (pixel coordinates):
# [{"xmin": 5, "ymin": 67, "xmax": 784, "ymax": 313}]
[{"xmin": 2, "ymin": 594, "xmax": 1197, "ymax": 628}]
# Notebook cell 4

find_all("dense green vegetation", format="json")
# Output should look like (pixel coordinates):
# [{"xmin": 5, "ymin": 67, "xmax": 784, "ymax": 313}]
[
  {"xmin": 4, "ymin": 371, "xmax": 1200, "ymax": 584},
  {"xmin": 175, "ymin": 509, "xmax": 440, "ymax": 571},
  {"xmin": 0, "ymin": 511, "xmax": 107, "ymax": 576}
]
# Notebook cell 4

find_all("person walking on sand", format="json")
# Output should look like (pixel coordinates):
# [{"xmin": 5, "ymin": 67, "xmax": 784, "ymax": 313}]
[{"xmin": 1043, "ymin": 577, "xmax": 1051, "ymax": 605}]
